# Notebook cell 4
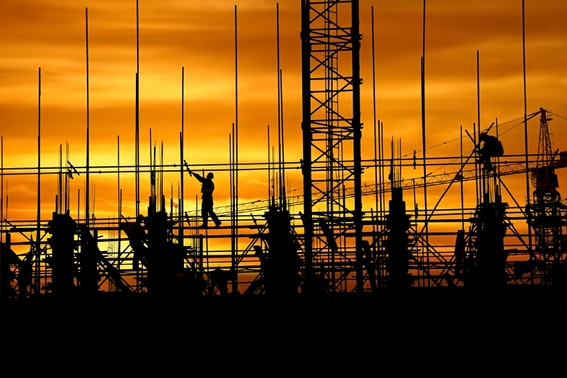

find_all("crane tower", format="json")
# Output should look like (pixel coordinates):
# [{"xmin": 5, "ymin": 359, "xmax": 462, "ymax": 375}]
[
  {"xmin": 527, "ymin": 108, "xmax": 567, "ymax": 285},
  {"xmin": 301, "ymin": 0, "xmax": 364, "ymax": 292}
]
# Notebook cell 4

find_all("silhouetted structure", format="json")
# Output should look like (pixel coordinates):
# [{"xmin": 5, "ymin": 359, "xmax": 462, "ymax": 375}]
[
  {"xmin": 464, "ymin": 191, "xmax": 509, "ymax": 287},
  {"xmin": 384, "ymin": 188, "xmax": 413, "ymax": 288},
  {"xmin": 259, "ymin": 207, "xmax": 301, "ymax": 296},
  {"xmin": 0, "ymin": 1, "xmax": 566, "ymax": 313},
  {"xmin": 478, "ymin": 132, "xmax": 504, "ymax": 172},
  {"xmin": 48, "ymin": 212, "xmax": 77, "ymax": 295},
  {"xmin": 526, "ymin": 108, "xmax": 567, "ymax": 285},
  {"xmin": 189, "ymin": 170, "xmax": 221, "ymax": 228}
]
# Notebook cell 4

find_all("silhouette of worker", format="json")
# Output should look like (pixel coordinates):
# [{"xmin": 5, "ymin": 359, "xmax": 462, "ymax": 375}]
[
  {"xmin": 478, "ymin": 132, "xmax": 503, "ymax": 172},
  {"xmin": 189, "ymin": 170, "xmax": 221, "ymax": 228},
  {"xmin": 123, "ymin": 214, "xmax": 147, "ymax": 269}
]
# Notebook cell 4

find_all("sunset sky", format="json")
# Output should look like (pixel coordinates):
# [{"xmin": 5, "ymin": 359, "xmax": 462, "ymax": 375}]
[{"xmin": 1, "ymin": 0, "xmax": 567, "ymax": 222}]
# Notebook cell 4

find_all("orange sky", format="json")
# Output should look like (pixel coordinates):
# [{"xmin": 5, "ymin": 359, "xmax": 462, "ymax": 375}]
[{"xmin": 1, "ymin": 0, "xmax": 567, "ymax": 222}]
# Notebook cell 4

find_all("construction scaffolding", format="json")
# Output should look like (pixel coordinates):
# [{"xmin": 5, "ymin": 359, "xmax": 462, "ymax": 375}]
[{"xmin": 1, "ymin": 0, "xmax": 566, "ymax": 304}]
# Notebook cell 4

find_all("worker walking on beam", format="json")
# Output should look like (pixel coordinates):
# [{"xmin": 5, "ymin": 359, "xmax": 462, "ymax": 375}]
[{"xmin": 187, "ymin": 167, "xmax": 222, "ymax": 228}]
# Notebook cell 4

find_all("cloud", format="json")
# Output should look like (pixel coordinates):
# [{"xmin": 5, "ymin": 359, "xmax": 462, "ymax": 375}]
[{"xmin": 1, "ymin": 0, "xmax": 567, "ymax": 225}]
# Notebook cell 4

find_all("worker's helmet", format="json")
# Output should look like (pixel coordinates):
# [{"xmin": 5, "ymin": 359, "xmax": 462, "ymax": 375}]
[
  {"xmin": 207, "ymin": 172, "xmax": 214, "ymax": 179},
  {"xmin": 479, "ymin": 131, "xmax": 487, "ymax": 140}
]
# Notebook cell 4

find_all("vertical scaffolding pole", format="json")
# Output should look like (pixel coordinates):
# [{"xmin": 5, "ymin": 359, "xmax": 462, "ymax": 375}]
[
  {"xmin": 117, "ymin": 136, "xmax": 121, "ymax": 272},
  {"xmin": 421, "ymin": 0, "xmax": 429, "ymax": 285},
  {"xmin": 522, "ymin": 0, "xmax": 533, "ymax": 257},
  {"xmin": 232, "ymin": 5, "xmax": 239, "ymax": 293},
  {"xmin": 371, "ymin": 6, "xmax": 379, "ymax": 217},
  {"xmin": 300, "ymin": 0, "xmax": 313, "ymax": 288},
  {"xmin": 0, "ymin": 137, "xmax": 3, "ymax": 306},
  {"xmin": 180, "ymin": 67, "xmax": 185, "ymax": 246},
  {"xmin": 460, "ymin": 126, "xmax": 465, "ymax": 230},
  {"xmin": 276, "ymin": 3, "xmax": 283, "ymax": 207},
  {"xmin": 352, "ymin": 0, "xmax": 363, "ymax": 292},
  {"xmin": 36, "ymin": 67, "xmax": 42, "ymax": 296},
  {"xmin": 85, "ymin": 7, "xmax": 90, "ymax": 225},
  {"xmin": 135, "ymin": 0, "xmax": 140, "ymax": 218}
]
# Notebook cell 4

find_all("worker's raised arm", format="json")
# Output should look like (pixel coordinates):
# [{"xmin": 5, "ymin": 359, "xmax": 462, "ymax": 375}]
[{"xmin": 192, "ymin": 171, "xmax": 204, "ymax": 182}]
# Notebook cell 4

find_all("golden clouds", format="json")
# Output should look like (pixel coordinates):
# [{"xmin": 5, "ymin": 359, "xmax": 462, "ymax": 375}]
[{"xmin": 1, "ymin": 0, "xmax": 567, "ymax": 221}]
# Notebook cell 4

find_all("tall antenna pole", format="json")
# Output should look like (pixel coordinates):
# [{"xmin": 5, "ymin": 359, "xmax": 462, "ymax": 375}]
[{"xmin": 85, "ymin": 7, "xmax": 90, "ymax": 224}]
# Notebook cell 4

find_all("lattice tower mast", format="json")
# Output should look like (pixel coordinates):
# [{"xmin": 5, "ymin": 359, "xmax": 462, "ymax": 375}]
[
  {"xmin": 301, "ymin": 0, "xmax": 363, "ymax": 292},
  {"xmin": 529, "ymin": 108, "xmax": 567, "ymax": 284},
  {"xmin": 534, "ymin": 108, "xmax": 554, "ymax": 195}
]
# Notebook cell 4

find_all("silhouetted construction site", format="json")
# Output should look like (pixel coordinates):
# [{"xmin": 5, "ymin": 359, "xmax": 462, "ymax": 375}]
[{"xmin": 1, "ymin": 1, "xmax": 566, "ymax": 331}]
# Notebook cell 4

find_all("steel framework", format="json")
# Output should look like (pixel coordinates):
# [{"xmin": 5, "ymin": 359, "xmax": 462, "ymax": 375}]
[
  {"xmin": 1, "ymin": 2, "xmax": 567, "ymax": 303},
  {"xmin": 301, "ymin": 0, "xmax": 364, "ymax": 293}
]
